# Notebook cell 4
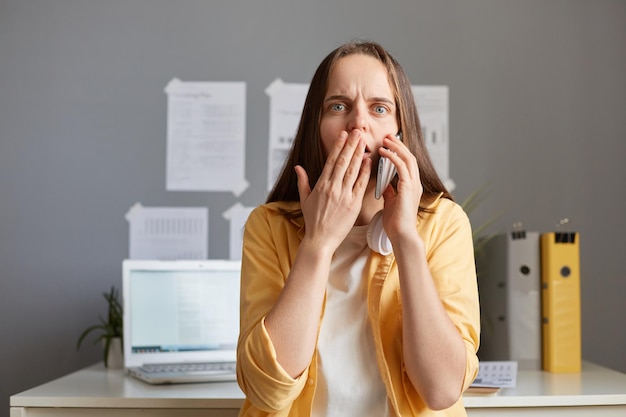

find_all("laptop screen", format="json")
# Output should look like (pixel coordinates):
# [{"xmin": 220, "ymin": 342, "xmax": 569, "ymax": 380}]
[{"xmin": 123, "ymin": 259, "xmax": 240, "ymax": 367}]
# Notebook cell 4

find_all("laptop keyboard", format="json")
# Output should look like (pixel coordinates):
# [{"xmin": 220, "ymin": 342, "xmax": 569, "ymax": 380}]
[{"xmin": 140, "ymin": 362, "xmax": 236, "ymax": 374}]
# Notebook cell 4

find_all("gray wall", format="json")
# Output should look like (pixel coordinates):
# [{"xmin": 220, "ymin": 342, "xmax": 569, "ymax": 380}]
[{"xmin": 1, "ymin": 0, "xmax": 625, "ymax": 413}]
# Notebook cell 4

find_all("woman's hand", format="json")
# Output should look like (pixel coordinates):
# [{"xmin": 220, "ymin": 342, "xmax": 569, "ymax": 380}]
[
  {"xmin": 379, "ymin": 134, "xmax": 423, "ymax": 243},
  {"xmin": 295, "ymin": 129, "xmax": 372, "ymax": 253},
  {"xmin": 265, "ymin": 130, "xmax": 371, "ymax": 379}
]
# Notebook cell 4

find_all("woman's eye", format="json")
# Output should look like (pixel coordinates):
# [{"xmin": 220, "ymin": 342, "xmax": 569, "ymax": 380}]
[
  {"xmin": 373, "ymin": 105, "xmax": 387, "ymax": 114},
  {"xmin": 330, "ymin": 103, "xmax": 345, "ymax": 112}
]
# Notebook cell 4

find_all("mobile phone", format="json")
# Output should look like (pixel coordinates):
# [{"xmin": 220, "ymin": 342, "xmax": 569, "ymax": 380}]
[
  {"xmin": 375, "ymin": 132, "xmax": 402, "ymax": 200},
  {"xmin": 369, "ymin": 132, "xmax": 402, "ymax": 255}
]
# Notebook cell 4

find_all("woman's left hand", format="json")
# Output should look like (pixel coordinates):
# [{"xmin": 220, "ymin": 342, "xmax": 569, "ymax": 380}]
[{"xmin": 379, "ymin": 133, "xmax": 423, "ymax": 242}]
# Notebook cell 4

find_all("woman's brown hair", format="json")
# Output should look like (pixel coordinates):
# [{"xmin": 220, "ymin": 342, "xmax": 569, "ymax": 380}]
[{"xmin": 267, "ymin": 40, "xmax": 451, "ymax": 213}]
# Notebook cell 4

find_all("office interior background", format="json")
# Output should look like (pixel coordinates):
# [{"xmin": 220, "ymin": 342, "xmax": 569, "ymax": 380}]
[{"xmin": 1, "ymin": 1, "xmax": 625, "ymax": 414}]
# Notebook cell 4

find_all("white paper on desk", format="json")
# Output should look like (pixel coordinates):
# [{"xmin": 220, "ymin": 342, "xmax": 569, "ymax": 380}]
[
  {"xmin": 472, "ymin": 361, "xmax": 518, "ymax": 388},
  {"xmin": 265, "ymin": 78, "xmax": 309, "ymax": 191},
  {"xmin": 164, "ymin": 78, "xmax": 249, "ymax": 196},
  {"xmin": 125, "ymin": 203, "xmax": 208, "ymax": 260},
  {"xmin": 222, "ymin": 202, "xmax": 254, "ymax": 260},
  {"xmin": 412, "ymin": 86, "xmax": 453, "ymax": 191}
]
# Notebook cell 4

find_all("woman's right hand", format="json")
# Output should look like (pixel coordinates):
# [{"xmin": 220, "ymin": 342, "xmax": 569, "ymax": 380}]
[{"xmin": 295, "ymin": 129, "xmax": 372, "ymax": 254}]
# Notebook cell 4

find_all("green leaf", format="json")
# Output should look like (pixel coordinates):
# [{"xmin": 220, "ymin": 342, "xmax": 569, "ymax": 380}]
[
  {"xmin": 76, "ymin": 286, "xmax": 124, "ymax": 365},
  {"xmin": 76, "ymin": 324, "xmax": 106, "ymax": 350}
]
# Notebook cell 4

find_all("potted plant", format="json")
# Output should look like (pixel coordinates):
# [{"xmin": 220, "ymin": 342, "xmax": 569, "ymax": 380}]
[
  {"xmin": 461, "ymin": 183, "xmax": 500, "ymax": 257},
  {"xmin": 76, "ymin": 286, "xmax": 124, "ymax": 368}
]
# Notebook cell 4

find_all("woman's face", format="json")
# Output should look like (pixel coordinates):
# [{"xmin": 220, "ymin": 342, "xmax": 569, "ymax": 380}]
[{"xmin": 319, "ymin": 54, "xmax": 399, "ymax": 168}]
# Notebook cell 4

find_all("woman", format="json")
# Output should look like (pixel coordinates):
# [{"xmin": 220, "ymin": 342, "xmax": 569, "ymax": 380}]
[{"xmin": 236, "ymin": 40, "xmax": 480, "ymax": 416}]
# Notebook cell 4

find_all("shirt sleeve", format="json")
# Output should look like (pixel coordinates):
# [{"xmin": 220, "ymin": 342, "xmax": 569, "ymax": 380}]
[
  {"xmin": 424, "ymin": 199, "xmax": 481, "ymax": 393},
  {"xmin": 236, "ymin": 205, "xmax": 308, "ymax": 412}
]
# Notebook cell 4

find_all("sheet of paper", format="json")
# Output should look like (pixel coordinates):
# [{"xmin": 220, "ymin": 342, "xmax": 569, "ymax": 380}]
[
  {"xmin": 412, "ymin": 85, "xmax": 453, "ymax": 190},
  {"xmin": 471, "ymin": 361, "xmax": 518, "ymax": 388},
  {"xmin": 265, "ymin": 78, "xmax": 309, "ymax": 191},
  {"xmin": 125, "ymin": 203, "xmax": 208, "ymax": 260},
  {"xmin": 164, "ymin": 78, "xmax": 249, "ymax": 196},
  {"xmin": 223, "ymin": 202, "xmax": 254, "ymax": 260}
]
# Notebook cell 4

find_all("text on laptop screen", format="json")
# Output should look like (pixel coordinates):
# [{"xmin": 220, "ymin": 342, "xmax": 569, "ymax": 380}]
[{"xmin": 128, "ymin": 268, "xmax": 239, "ymax": 355}]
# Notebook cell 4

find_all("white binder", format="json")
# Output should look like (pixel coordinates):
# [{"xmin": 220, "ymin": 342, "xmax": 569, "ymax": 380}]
[{"xmin": 477, "ymin": 229, "xmax": 542, "ymax": 370}]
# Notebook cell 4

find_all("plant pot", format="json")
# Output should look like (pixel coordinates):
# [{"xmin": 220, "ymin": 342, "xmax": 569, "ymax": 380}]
[{"xmin": 105, "ymin": 337, "xmax": 124, "ymax": 369}]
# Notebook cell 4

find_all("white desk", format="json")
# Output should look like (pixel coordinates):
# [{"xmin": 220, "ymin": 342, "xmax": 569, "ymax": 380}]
[{"xmin": 10, "ymin": 362, "xmax": 626, "ymax": 416}]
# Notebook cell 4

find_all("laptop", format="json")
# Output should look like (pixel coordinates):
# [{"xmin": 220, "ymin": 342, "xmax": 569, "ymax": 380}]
[{"xmin": 122, "ymin": 259, "xmax": 241, "ymax": 384}]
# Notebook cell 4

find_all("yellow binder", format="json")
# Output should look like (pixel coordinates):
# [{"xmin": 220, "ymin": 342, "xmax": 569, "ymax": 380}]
[{"xmin": 540, "ymin": 231, "xmax": 581, "ymax": 372}]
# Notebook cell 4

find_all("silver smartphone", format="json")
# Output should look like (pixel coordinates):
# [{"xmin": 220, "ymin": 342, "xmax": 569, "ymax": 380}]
[{"xmin": 375, "ymin": 132, "xmax": 402, "ymax": 200}]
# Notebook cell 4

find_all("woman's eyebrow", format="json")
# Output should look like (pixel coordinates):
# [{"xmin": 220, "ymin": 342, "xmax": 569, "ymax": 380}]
[
  {"xmin": 324, "ymin": 95, "xmax": 350, "ymax": 102},
  {"xmin": 324, "ymin": 95, "xmax": 395, "ymax": 105},
  {"xmin": 373, "ymin": 97, "xmax": 395, "ymax": 105}
]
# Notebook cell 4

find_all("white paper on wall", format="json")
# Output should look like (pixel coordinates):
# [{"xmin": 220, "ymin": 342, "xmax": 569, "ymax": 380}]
[
  {"xmin": 222, "ymin": 202, "xmax": 255, "ymax": 261},
  {"xmin": 164, "ymin": 78, "xmax": 249, "ymax": 196},
  {"xmin": 125, "ymin": 202, "xmax": 208, "ymax": 260},
  {"xmin": 265, "ymin": 78, "xmax": 309, "ymax": 191},
  {"xmin": 412, "ymin": 85, "xmax": 454, "ymax": 190}
]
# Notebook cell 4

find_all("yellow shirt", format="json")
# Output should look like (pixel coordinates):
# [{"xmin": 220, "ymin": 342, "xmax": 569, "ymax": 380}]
[{"xmin": 236, "ymin": 194, "xmax": 480, "ymax": 417}]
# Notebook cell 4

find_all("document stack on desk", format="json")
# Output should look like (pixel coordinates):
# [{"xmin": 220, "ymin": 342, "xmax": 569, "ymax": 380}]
[{"xmin": 467, "ymin": 361, "xmax": 518, "ymax": 395}]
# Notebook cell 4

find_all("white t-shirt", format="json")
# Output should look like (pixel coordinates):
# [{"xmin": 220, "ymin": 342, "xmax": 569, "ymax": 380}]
[{"xmin": 311, "ymin": 225, "xmax": 390, "ymax": 417}]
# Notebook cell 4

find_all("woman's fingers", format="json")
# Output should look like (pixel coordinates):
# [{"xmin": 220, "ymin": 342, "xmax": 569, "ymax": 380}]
[
  {"xmin": 318, "ymin": 131, "xmax": 348, "ymax": 182},
  {"xmin": 381, "ymin": 135, "xmax": 417, "ymax": 181},
  {"xmin": 295, "ymin": 165, "xmax": 311, "ymax": 204},
  {"xmin": 320, "ymin": 130, "xmax": 368, "ymax": 193},
  {"xmin": 379, "ymin": 134, "xmax": 422, "ymax": 215},
  {"xmin": 343, "ymin": 135, "xmax": 368, "ymax": 190}
]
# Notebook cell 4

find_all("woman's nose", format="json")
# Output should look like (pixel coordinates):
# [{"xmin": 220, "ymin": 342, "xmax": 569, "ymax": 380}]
[{"xmin": 347, "ymin": 105, "xmax": 367, "ymax": 132}]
